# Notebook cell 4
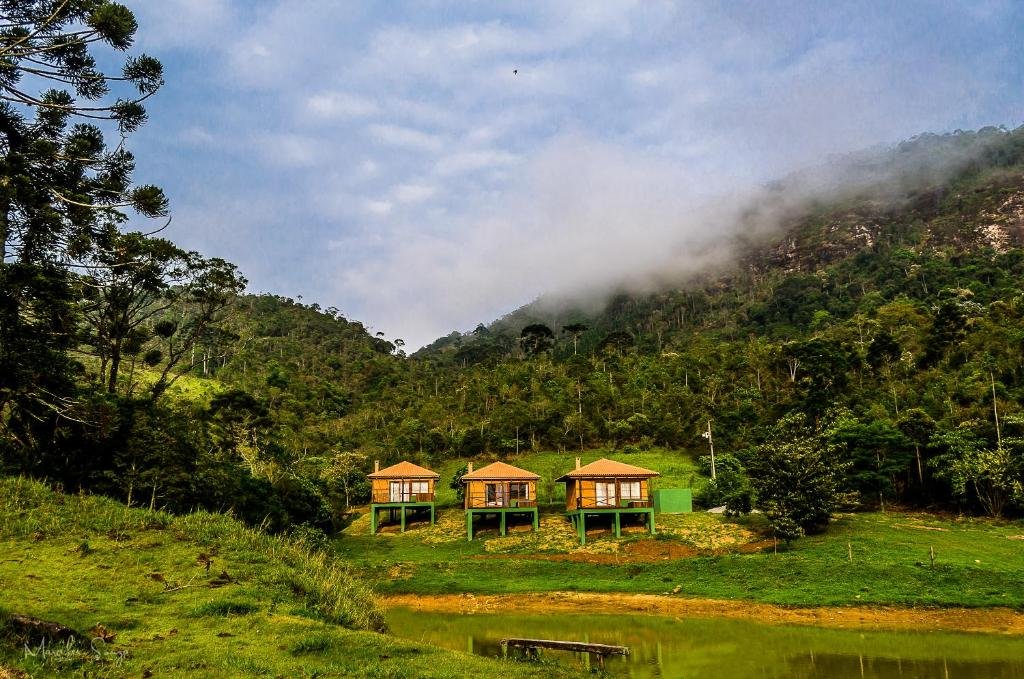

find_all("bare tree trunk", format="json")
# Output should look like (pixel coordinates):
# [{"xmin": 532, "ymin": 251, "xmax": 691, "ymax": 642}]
[
  {"xmin": 107, "ymin": 343, "xmax": 122, "ymax": 394},
  {"xmin": 991, "ymin": 370, "xmax": 1002, "ymax": 448},
  {"xmin": 0, "ymin": 194, "xmax": 7, "ymax": 265}
]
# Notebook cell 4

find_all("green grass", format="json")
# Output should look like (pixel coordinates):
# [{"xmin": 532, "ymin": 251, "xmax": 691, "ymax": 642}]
[
  {"xmin": 0, "ymin": 478, "xmax": 579, "ymax": 678},
  {"xmin": 338, "ymin": 507, "xmax": 1024, "ymax": 608},
  {"xmin": 430, "ymin": 448, "xmax": 703, "ymax": 507}
]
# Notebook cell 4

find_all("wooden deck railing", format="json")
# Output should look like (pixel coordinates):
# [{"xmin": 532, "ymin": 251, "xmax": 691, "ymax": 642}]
[
  {"xmin": 465, "ymin": 493, "xmax": 537, "ymax": 509},
  {"xmin": 576, "ymin": 497, "xmax": 652, "ymax": 509},
  {"xmin": 372, "ymin": 491, "xmax": 435, "ymax": 504}
]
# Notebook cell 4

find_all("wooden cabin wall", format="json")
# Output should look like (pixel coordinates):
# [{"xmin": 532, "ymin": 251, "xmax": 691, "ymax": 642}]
[
  {"xmin": 569, "ymin": 478, "xmax": 651, "ymax": 509},
  {"xmin": 371, "ymin": 477, "xmax": 437, "ymax": 502},
  {"xmin": 465, "ymin": 480, "xmax": 484, "ymax": 508},
  {"xmin": 464, "ymin": 480, "xmax": 538, "ymax": 508},
  {"xmin": 565, "ymin": 480, "xmax": 578, "ymax": 510}
]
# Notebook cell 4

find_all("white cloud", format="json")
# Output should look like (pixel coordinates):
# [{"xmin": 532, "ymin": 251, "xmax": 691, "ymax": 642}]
[
  {"xmin": 179, "ymin": 126, "xmax": 215, "ymax": 146},
  {"xmin": 367, "ymin": 124, "xmax": 444, "ymax": 153},
  {"xmin": 305, "ymin": 91, "xmax": 378, "ymax": 119},
  {"xmin": 356, "ymin": 159, "xmax": 380, "ymax": 179},
  {"xmin": 134, "ymin": 0, "xmax": 236, "ymax": 49},
  {"xmin": 435, "ymin": 150, "xmax": 519, "ymax": 176},
  {"xmin": 364, "ymin": 199, "xmax": 394, "ymax": 217},
  {"xmin": 259, "ymin": 133, "xmax": 323, "ymax": 167},
  {"xmin": 392, "ymin": 183, "xmax": 436, "ymax": 204}
]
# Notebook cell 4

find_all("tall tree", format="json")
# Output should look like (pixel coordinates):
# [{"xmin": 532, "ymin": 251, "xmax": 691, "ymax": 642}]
[
  {"xmin": 0, "ymin": 1, "xmax": 165, "ymax": 447},
  {"xmin": 519, "ymin": 323, "xmax": 554, "ymax": 356},
  {"xmin": 561, "ymin": 322, "xmax": 588, "ymax": 355},
  {"xmin": 748, "ymin": 413, "xmax": 852, "ymax": 542}
]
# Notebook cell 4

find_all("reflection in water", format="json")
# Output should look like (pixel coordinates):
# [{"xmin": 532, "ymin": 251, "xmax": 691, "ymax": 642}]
[{"xmin": 387, "ymin": 608, "xmax": 1024, "ymax": 678}]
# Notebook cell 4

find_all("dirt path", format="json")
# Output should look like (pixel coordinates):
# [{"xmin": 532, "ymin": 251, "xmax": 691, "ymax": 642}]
[{"xmin": 382, "ymin": 592, "xmax": 1024, "ymax": 635}]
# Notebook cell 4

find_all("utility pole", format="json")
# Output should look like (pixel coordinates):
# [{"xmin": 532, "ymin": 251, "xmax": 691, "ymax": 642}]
[{"xmin": 702, "ymin": 420, "xmax": 716, "ymax": 479}]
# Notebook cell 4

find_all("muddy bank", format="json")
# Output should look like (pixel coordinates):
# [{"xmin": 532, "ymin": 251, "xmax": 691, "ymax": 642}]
[{"xmin": 382, "ymin": 592, "xmax": 1024, "ymax": 635}]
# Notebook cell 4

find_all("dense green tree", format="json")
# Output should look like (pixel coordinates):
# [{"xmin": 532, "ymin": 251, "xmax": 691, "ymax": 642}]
[
  {"xmin": 77, "ymin": 231, "xmax": 244, "ymax": 396},
  {"xmin": 747, "ymin": 414, "xmax": 852, "ymax": 542},
  {"xmin": 930, "ymin": 424, "xmax": 1021, "ymax": 517},
  {"xmin": 519, "ymin": 323, "xmax": 554, "ymax": 356},
  {"xmin": 827, "ymin": 414, "xmax": 912, "ymax": 505}
]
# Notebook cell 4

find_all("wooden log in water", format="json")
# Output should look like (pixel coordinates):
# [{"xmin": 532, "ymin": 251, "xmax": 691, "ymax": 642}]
[{"xmin": 500, "ymin": 637, "xmax": 629, "ymax": 656}]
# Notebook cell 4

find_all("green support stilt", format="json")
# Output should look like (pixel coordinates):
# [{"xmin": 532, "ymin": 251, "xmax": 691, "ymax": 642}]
[
  {"xmin": 466, "ymin": 511, "xmax": 473, "ymax": 541},
  {"xmin": 648, "ymin": 509, "xmax": 656, "ymax": 535},
  {"xmin": 370, "ymin": 506, "xmax": 377, "ymax": 535},
  {"xmin": 430, "ymin": 504, "xmax": 435, "ymax": 525},
  {"xmin": 578, "ymin": 512, "xmax": 586, "ymax": 545},
  {"xmin": 533, "ymin": 508, "xmax": 539, "ymax": 530},
  {"xmin": 614, "ymin": 512, "xmax": 621, "ymax": 538},
  {"xmin": 400, "ymin": 506, "xmax": 406, "ymax": 532},
  {"xmin": 500, "ymin": 511, "xmax": 506, "ymax": 536}
]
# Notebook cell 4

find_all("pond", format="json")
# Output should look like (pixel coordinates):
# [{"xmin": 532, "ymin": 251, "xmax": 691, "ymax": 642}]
[{"xmin": 386, "ymin": 607, "xmax": 1024, "ymax": 678}]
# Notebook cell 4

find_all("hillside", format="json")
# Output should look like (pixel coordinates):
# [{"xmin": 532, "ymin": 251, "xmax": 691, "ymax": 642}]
[
  {"xmin": 9, "ymin": 127, "xmax": 1024, "ymax": 548},
  {"xmin": 0, "ymin": 478, "xmax": 574, "ymax": 678},
  {"xmin": 324, "ymin": 128, "xmax": 1024, "ymax": 518},
  {"xmin": 99, "ymin": 127, "xmax": 1024, "ymax": 525}
]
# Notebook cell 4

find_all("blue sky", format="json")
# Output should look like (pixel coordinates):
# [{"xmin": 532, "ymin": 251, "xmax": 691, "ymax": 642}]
[{"xmin": 128, "ymin": 1, "xmax": 1024, "ymax": 348}]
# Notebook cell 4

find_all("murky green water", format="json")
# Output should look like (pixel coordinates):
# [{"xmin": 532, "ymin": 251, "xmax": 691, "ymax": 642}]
[{"xmin": 387, "ymin": 607, "xmax": 1024, "ymax": 678}]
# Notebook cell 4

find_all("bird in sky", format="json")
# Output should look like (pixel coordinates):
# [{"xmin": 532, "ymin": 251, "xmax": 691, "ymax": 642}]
[{"xmin": 513, "ymin": 69, "xmax": 518, "ymax": 75}]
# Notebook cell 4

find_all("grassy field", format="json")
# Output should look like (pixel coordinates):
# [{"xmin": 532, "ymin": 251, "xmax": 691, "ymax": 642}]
[
  {"xmin": 429, "ymin": 448, "xmax": 703, "ymax": 506},
  {"xmin": 338, "ymin": 505, "xmax": 1024, "ymax": 608},
  {"xmin": 0, "ymin": 478, "xmax": 578, "ymax": 678}
]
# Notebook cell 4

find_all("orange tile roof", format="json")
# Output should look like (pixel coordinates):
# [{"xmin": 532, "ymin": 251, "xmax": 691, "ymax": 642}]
[
  {"xmin": 556, "ymin": 458, "xmax": 660, "ymax": 481},
  {"xmin": 461, "ymin": 460, "xmax": 540, "ymax": 481},
  {"xmin": 367, "ymin": 460, "xmax": 440, "ymax": 479}
]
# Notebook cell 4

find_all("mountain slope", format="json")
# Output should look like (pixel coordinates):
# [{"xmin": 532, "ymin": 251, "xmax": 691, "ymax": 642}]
[{"xmin": 334, "ymin": 128, "xmax": 1024, "ymax": 516}]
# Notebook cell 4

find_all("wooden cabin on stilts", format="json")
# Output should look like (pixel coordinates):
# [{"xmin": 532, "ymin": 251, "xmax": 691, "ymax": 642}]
[
  {"xmin": 557, "ymin": 458, "xmax": 659, "ymax": 544},
  {"xmin": 461, "ymin": 461, "xmax": 540, "ymax": 540},
  {"xmin": 367, "ymin": 461, "xmax": 439, "ymax": 534}
]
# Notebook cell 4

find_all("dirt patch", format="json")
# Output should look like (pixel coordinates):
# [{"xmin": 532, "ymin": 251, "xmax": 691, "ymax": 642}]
[
  {"xmin": 475, "ymin": 552, "xmax": 626, "ymax": 565},
  {"xmin": 382, "ymin": 592, "xmax": 1024, "ymax": 636},
  {"xmin": 473, "ymin": 534, "xmax": 773, "ymax": 563},
  {"xmin": 624, "ymin": 540, "xmax": 698, "ymax": 560},
  {"xmin": 895, "ymin": 523, "xmax": 948, "ymax": 532}
]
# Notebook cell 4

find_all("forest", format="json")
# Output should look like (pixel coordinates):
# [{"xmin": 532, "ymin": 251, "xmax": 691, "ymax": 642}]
[{"xmin": 1, "ymin": 0, "xmax": 1022, "ymax": 541}]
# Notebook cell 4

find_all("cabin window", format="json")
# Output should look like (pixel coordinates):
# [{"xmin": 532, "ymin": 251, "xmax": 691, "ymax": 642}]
[
  {"xmin": 509, "ymin": 482, "xmax": 529, "ymax": 500},
  {"xmin": 620, "ymin": 481, "xmax": 642, "ymax": 501},
  {"xmin": 389, "ymin": 481, "xmax": 430, "ymax": 502},
  {"xmin": 485, "ymin": 483, "xmax": 505, "ymax": 506},
  {"xmin": 595, "ymin": 482, "xmax": 616, "ymax": 506}
]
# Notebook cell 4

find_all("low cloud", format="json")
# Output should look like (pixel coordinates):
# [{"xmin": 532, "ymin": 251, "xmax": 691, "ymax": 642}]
[{"xmin": 127, "ymin": 1, "xmax": 1024, "ymax": 349}]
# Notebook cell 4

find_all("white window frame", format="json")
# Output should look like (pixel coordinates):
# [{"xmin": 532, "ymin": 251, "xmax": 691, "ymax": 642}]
[
  {"xmin": 595, "ymin": 481, "xmax": 616, "ymax": 507},
  {"xmin": 620, "ymin": 481, "xmax": 642, "ymax": 501}
]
